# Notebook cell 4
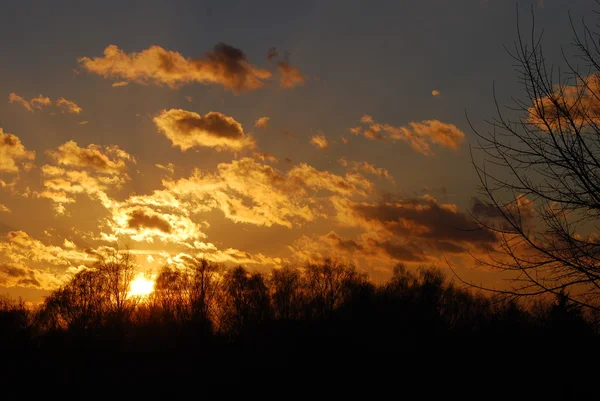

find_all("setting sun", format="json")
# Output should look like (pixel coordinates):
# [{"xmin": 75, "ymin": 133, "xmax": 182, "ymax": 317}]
[{"xmin": 129, "ymin": 274, "xmax": 155, "ymax": 298}]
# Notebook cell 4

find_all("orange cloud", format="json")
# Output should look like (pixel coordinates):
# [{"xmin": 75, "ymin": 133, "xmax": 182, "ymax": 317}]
[
  {"xmin": 0, "ymin": 129, "xmax": 35, "ymax": 173},
  {"xmin": 155, "ymin": 163, "xmax": 175, "ymax": 174},
  {"xmin": 253, "ymin": 152, "xmax": 278, "ymax": 163},
  {"xmin": 78, "ymin": 43, "xmax": 272, "ymax": 93},
  {"xmin": 8, "ymin": 93, "xmax": 33, "ymax": 111},
  {"xmin": 112, "ymin": 81, "xmax": 129, "ymax": 87},
  {"xmin": 277, "ymin": 61, "xmax": 305, "ymax": 88},
  {"xmin": 56, "ymin": 97, "xmax": 82, "ymax": 114},
  {"xmin": 9, "ymin": 93, "xmax": 82, "ymax": 114},
  {"xmin": 47, "ymin": 140, "xmax": 134, "ymax": 173},
  {"xmin": 40, "ymin": 142, "xmax": 135, "ymax": 214},
  {"xmin": 352, "ymin": 115, "xmax": 465, "ymax": 155},
  {"xmin": 432, "ymin": 89, "xmax": 441, "ymax": 96},
  {"xmin": 153, "ymin": 109, "xmax": 255, "ymax": 152},
  {"xmin": 164, "ymin": 158, "xmax": 372, "ymax": 228},
  {"xmin": 0, "ymin": 231, "xmax": 92, "ymax": 290},
  {"xmin": 339, "ymin": 158, "xmax": 394, "ymax": 182},
  {"xmin": 528, "ymin": 74, "xmax": 600, "ymax": 130},
  {"xmin": 310, "ymin": 134, "xmax": 328, "ymax": 150},
  {"xmin": 30, "ymin": 94, "xmax": 52, "ymax": 109},
  {"xmin": 254, "ymin": 116, "xmax": 270, "ymax": 129}
]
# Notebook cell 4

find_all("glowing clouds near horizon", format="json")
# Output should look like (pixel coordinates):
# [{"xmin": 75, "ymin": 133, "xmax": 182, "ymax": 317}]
[{"xmin": 153, "ymin": 109, "xmax": 255, "ymax": 152}]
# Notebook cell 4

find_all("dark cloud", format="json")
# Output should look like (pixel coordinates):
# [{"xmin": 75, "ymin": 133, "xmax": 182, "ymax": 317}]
[{"xmin": 127, "ymin": 210, "xmax": 172, "ymax": 233}]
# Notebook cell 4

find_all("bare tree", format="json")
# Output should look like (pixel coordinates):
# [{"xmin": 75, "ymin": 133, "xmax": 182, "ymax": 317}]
[
  {"xmin": 468, "ymin": 5, "xmax": 600, "ymax": 311},
  {"xmin": 93, "ymin": 247, "xmax": 137, "ymax": 319}
]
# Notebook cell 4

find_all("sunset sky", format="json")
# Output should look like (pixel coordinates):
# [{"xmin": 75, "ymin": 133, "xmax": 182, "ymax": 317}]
[{"xmin": 0, "ymin": 0, "xmax": 593, "ymax": 303}]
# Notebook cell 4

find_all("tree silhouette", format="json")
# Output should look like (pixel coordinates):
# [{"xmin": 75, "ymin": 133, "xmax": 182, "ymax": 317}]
[{"xmin": 469, "ymin": 6, "xmax": 600, "ymax": 311}]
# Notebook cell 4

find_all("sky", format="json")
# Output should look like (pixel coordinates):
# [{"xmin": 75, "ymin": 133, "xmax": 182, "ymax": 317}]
[{"xmin": 0, "ymin": 0, "xmax": 595, "ymax": 303}]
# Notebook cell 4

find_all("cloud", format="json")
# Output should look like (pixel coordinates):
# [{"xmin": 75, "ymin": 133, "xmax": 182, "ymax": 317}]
[
  {"xmin": 78, "ymin": 43, "xmax": 272, "ymax": 93},
  {"xmin": 351, "ymin": 115, "xmax": 465, "ymax": 155},
  {"xmin": 432, "ymin": 89, "xmax": 441, "ymax": 96},
  {"xmin": 185, "ymin": 95, "xmax": 193, "ymax": 102},
  {"xmin": 330, "ymin": 194, "xmax": 498, "ymax": 263},
  {"xmin": 39, "ymin": 142, "xmax": 135, "ymax": 214},
  {"xmin": 155, "ymin": 163, "xmax": 175, "ymax": 174},
  {"xmin": 0, "ymin": 231, "xmax": 92, "ymax": 290},
  {"xmin": 277, "ymin": 61, "xmax": 305, "ymax": 88},
  {"xmin": 253, "ymin": 152, "xmax": 278, "ymax": 163},
  {"xmin": 56, "ymin": 97, "xmax": 82, "ymax": 114},
  {"xmin": 164, "ymin": 157, "xmax": 372, "ymax": 228},
  {"xmin": 112, "ymin": 81, "xmax": 129, "ymax": 87},
  {"xmin": 153, "ymin": 109, "xmax": 255, "ymax": 152},
  {"xmin": 9, "ymin": 93, "xmax": 82, "ymax": 114},
  {"xmin": 79, "ymin": 121, "xmax": 89, "ymax": 125},
  {"xmin": 470, "ymin": 195, "xmax": 535, "ymax": 229},
  {"xmin": 0, "ymin": 129, "xmax": 35, "ymax": 173},
  {"xmin": 30, "ymin": 94, "xmax": 52, "ymax": 109},
  {"xmin": 254, "ymin": 116, "xmax": 270, "ymax": 129},
  {"xmin": 0, "ymin": 204, "xmax": 10, "ymax": 213},
  {"xmin": 528, "ymin": 74, "xmax": 600, "ymax": 130},
  {"xmin": 339, "ymin": 158, "xmax": 394, "ymax": 182},
  {"xmin": 47, "ymin": 140, "xmax": 134, "ymax": 173},
  {"xmin": 310, "ymin": 134, "xmax": 328, "ymax": 150},
  {"xmin": 127, "ymin": 209, "xmax": 172, "ymax": 233},
  {"xmin": 8, "ymin": 93, "xmax": 33, "ymax": 111}
]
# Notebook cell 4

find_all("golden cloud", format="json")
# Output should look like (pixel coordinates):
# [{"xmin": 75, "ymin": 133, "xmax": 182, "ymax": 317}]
[
  {"xmin": 277, "ymin": 61, "xmax": 305, "ymax": 88},
  {"xmin": 56, "ymin": 97, "xmax": 82, "ymax": 114},
  {"xmin": 8, "ymin": 93, "xmax": 33, "ymax": 112},
  {"xmin": 0, "ymin": 231, "xmax": 92, "ymax": 290},
  {"xmin": 432, "ymin": 89, "xmax": 441, "ymax": 97},
  {"xmin": 339, "ymin": 158, "xmax": 394, "ymax": 182},
  {"xmin": 309, "ymin": 134, "xmax": 328, "ymax": 150},
  {"xmin": 253, "ymin": 152, "xmax": 278, "ymax": 163},
  {"xmin": 0, "ymin": 129, "xmax": 35, "ymax": 173},
  {"xmin": 30, "ymin": 94, "xmax": 52, "ymax": 109},
  {"xmin": 39, "ymin": 142, "xmax": 135, "ymax": 214},
  {"xmin": 78, "ymin": 43, "xmax": 272, "ymax": 93},
  {"xmin": 47, "ymin": 140, "xmax": 134, "ymax": 173},
  {"xmin": 254, "ymin": 116, "xmax": 270, "ymax": 129},
  {"xmin": 9, "ymin": 93, "xmax": 80, "ymax": 113},
  {"xmin": 164, "ymin": 158, "xmax": 372, "ymax": 228},
  {"xmin": 112, "ymin": 81, "xmax": 129, "ymax": 88},
  {"xmin": 153, "ymin": 109, "xmax": 255, "ymax": 152},
  {"xmin": 352, "ymin": 115, "xmax": 465, "ymax": 155}
]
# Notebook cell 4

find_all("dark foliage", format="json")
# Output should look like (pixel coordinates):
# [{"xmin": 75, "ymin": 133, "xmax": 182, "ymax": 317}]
[{"xmin": 2, "ymin": 257, "xmax": 599, "ymax": 397}]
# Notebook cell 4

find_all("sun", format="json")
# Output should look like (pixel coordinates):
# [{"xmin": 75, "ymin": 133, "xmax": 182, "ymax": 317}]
[{"xmin": 129, "ymin": 273, "xmax": 155, "ymax": 298}]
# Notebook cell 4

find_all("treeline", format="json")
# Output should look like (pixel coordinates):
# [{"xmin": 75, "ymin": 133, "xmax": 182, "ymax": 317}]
[
  {"xmin": 3, "ymin": 251, "xmax": 598, "ymax": 348},
  {"xmin": 1, "ymin": 251, "xmax": 599, "ymax": 393}
]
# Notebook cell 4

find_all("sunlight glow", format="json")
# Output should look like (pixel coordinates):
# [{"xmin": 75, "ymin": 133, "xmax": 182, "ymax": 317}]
[{"xmin": 129, "ymin": 273, "xmax": 155, "ymax": 298}]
